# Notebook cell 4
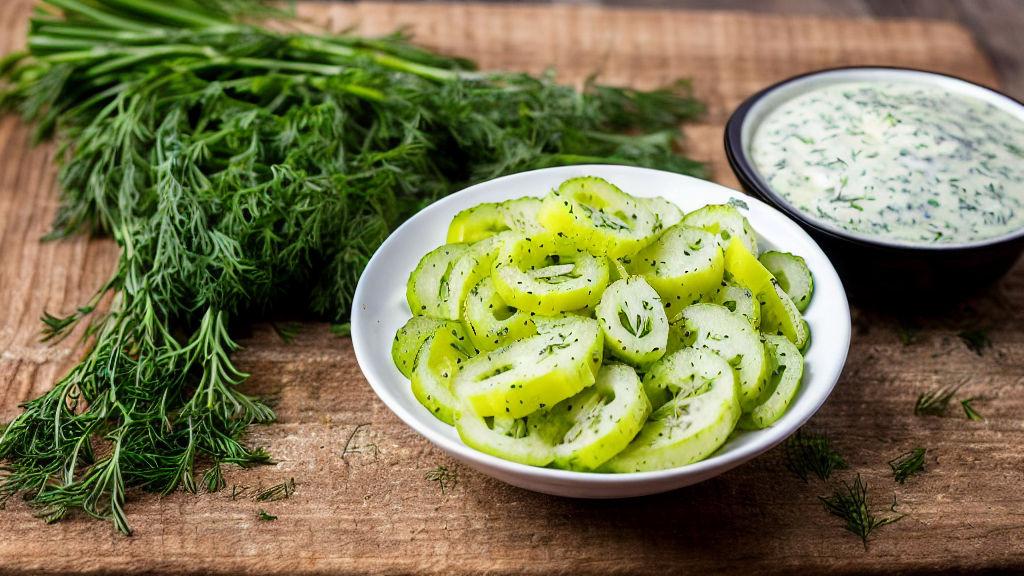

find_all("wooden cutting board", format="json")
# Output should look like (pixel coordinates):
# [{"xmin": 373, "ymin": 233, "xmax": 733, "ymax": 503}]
[{"xmin": 2, "ymin": 1, "xmax": 1023, "ymax": 573}]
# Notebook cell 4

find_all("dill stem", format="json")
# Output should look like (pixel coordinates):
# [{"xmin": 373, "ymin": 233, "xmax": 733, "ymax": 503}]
[{"xmin": 42, "ymin": 0, "xmax": 151, "ymax": 33}]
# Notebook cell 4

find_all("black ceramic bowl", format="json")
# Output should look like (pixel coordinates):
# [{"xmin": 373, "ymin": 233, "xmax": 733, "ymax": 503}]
[{"xmin": 725, "ymin": 66, "xmax": 1024, "ymax": 307}]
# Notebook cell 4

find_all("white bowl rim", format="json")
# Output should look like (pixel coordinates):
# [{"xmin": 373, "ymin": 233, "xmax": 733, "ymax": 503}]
[
  {"xmin": 734, "ymin": 66, "xmax": 1024, "ymax": 251},
  {"xmin": 351, "ymin": 165, "xmax": 851, "ymax": 489}
]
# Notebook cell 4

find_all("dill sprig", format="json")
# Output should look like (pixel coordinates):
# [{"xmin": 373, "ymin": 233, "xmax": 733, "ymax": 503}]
[
  {"xmin": 914, "ymin": 385, "xmax": 960, "ymax": 416},
  {"xmin": 256, "ymin": 509, "xmax": 277, "ymax": 521},
  {"xmin": 961, "ymin": 398, "xmax": 984, "ymax": 421},
  {"xmin": 782, "ymin": 430, "xmax": 847, "ymax": 482},
  {"xmin": 329, "ymin": 323, "xmax": 352, "ymax": 337},
  {"xmin": 820, "ymin": 475, "xmax": 903, "ymax": 549},
  {"xmin": 425, "ymin": 465, "xmax": 459, "ymax": 494},
  {"xmin": 253, "ymin": 479, "xmax": 295, "ymax": 503},
  {"xmin": 888, "ymin": 448, "xmax": 926, "ymax": 484},
  {"xmin": 0, "ymin": 0, "xmax": 704, "ymax": 533},
  {"xmin": 271, "ymin": 322, "xmax": 303, "ymax": 344},
  {"xmin": 958, "ymin": 329, "xmax": 991, "ymax": 355}
]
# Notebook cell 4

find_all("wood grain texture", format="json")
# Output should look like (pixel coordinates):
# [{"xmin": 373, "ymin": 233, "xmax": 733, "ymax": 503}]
[{"xmin": 1, "ymin": 1, "xmax": 1023, "ymax": 574}]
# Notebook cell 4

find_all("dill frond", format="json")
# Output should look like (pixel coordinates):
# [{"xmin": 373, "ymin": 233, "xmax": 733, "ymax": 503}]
[
  {"xmin": 888, "ymin": 448, "xmax": 926, "ymax": 484},
  {"xmin": 783, "ymin": 430, "xmax": 847, "ymax": 482},
  {"xmin": 914, "ymin": 385, "xmax": 960, "ymax": 416},
  {"xmin": 425, "ymin": 465, "xmax": 459, "ymax": 494},
  {"xmin": 257, "ymin": 509, "xmax": 277, "ymax": 521},
  {"xmin": 961, "ymin": 398, "xmax": 984, "ymax": 421},
  {"xmin": 253, "ymin": 479, "xmax": 296, "ymax": 502},
  {"xmin": 329, "ymin": 323, "xmax": 352, "ymax": 337},
  {"xmin": 820, "ymin": 475, "xmax": 903, "ymax": 549}
]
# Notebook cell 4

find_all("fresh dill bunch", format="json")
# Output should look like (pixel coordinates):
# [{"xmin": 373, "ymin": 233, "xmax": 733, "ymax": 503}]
[
  {"xmin": 961, "ymin": 398, "xmax": 984, "ymax": 421},
  {"xmin": 958, "ymin": 329, "xmax": 991, "ymax": 355},
  {"xmin": 820, "ymin": 474, "xmax": 903, "ymax": 549},
  {"xmin": 782, "ymin": 430, "xmax": 847, "ymax": 483},
  {"xmin": 888, "ymin": 448, "xmax": 926, "ymax": 484},
  {"xmin": 914, "ymin": 385, "xmax": 960, "ymax": 416},
  {"xmin": 425, "ymin": 465, "xmax": 459, "ymax": 494},
  {"xmin": 1, "ymin": 0, "xmax": 705, "ymax": 535}
]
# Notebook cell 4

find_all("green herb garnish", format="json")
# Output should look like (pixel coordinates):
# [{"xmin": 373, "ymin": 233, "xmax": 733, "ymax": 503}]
[
  {"xmin": 0, "ymin": 0, "xmax": 704, "ymax": 534},
  {"xmin": 961, "ymin": 398, "xmax": 984, "ymax": 421},
  {"xmin": 958, "ymin": 329, "xmax": 991, "ymax": 355},
  {"xmin": 914, "ymin": 385, "xmax": 960, "ymax": 416},
  {"xmin": 820, "ymin": 475, "xmax": 903, "ymax": 548},
  {"xmin": 425, "ymin": 465, "xmax": 459, "ymax": 494},
  {"xmin": 257, "ymin": 509, "xmax": 277, "ymax": 522},
  {"xmin": 272, "ymin": 322, "xmax": 302, "ymax": 344},
  {"xmin": 888, "ymin": 448, "xmax": 926, "ymax": 484},
  {"xmin": 329, "ymin": 323, "xmax": 352, "ymax": 337},
  {"xmin": 782, "ymin": 430, "xmax": 847, "ymax": 482},
  {"xmin": 253, "ymin": 479, "xmax": 296, "ymax": 503}
]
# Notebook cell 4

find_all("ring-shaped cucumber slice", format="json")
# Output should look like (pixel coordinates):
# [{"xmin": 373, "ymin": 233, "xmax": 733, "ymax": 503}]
[
  {"xmin": 724, "ymin": 240, "xmax": 808, "ymax": 349},
  {"xmin": 539, "ymin": 176, "xmax": 660, "ymax": 259},
  {"xmin": 682, "ymin": 204, "xmax": 759, "ymax": 255},
  {"xmin": 455, "ymin": 407, "xmax": 554, "ymax": 466},
  {"xmin": 453, "ymin": 315, "xmax": 603, "ymax": 418},
  {"xmin": 392, "ymin": 316, "xmax": 466, "ymax": 378},
  {"xmin": 499, "ymin": 197, "xmax": 547, "ymax": 236},
  {"xmin": 447, "ymin": 202, "xmax": 510, "ymax": 243},
  {"xmin": 410, "ymin": 325, "xmax": 475, "ymax": 425},
  {"xmin": 739, "ymin": 334, "xmax": 804, "ymax": 430},
  {"xmin": 625, "ymin": 224, "xmax": 724, "ymax": 315},
  {"xmin": 531, "ymin": 364, "xmax": 651, "ymax": 471},
  {"xmin": 712, "ymin": 281, "xmax": 761, "ymax": 329},
  {"xmin": 596, "ymin": 276, "xmax": 669, "ymax": 366},
  {"xmin": 463, "ymin": 277, "xmax": 537, "ymax": 351},
  {"xmin": 643, "ymin": 196, "xmax": 684, "ymax": 232},
  {"xmin": 491, "ymin": 234, "xmax": 609, "ymax": 315},
  {"xmin": 759, "ymin": 251, "xmax": 814, "ymax": 312},
  {"xmin": 603, "ymin": 348, "xmax": 740, "ymax": 472},
  {"xmin": 671, "ymin": 303, "xmax": 769, "ymax": 412},
  {"xmin": 406, "ymin": 243, "xmax": 471, "ymax": 317}
]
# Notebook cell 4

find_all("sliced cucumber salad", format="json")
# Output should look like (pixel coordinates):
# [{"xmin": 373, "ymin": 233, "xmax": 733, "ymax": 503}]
[{"xmin": 394, "ymin": 177, "xmax": 815, "ymax": 472}]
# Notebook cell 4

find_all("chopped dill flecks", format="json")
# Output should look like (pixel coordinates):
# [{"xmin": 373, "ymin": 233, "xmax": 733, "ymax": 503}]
[
  {"xmin": 257, "ymin": 509, "xmax": 277, "ymax": 522},
  {"xmin": 425, "ymin": 465, "xmax": 459, "ymax": 494},
  {"xmin": 914, "ymin": 385, "xmax": 960, "ymax": 416},
  {"xmin": 253, "ymin": 479, "xmax": 296, "ymax": 502},
  {"xmin": 961, "ymin": 398, "xmax": 984, "ymax": 421},
  {"xmin": 727, "ymin": 197, "xmax": 749, "ymax": 210},
  {"xmin": 958, "ymin": 329, "xmax": 991, "ymax": 355},
  {"xmin": 783, "ymin": 430, "xmax": 847, "ymax": 482},
  {"xmin": 820, "ymin": 475, "xmax": 903, "ymax": 548},
  {"xmin": 271, "ymin": 322, "xmax": 302, "ymax": 344},
  {"xmin": 888, "ymin": 448, "xmax": 926, "ymax": 483}
]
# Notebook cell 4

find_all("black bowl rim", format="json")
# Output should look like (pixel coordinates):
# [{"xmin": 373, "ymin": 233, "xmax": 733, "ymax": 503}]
[{"xmin": 724, "ymin": 65, "xmax": 1024, "ymax": 254}]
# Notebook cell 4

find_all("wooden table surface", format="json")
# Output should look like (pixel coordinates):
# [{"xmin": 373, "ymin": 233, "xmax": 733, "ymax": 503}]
[{"xmin": 2, "ymin": 1, "xmax": 1024, "ymax": 574}]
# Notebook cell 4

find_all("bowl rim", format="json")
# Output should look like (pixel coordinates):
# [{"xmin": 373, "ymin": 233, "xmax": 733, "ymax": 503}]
[
  {"xmin": 351, "ymin": 164, "xmax": 851, "ymax": 489},
  {"xmin": 725, "ymin": 65, "xmax": 1024, "ymax": 252}
]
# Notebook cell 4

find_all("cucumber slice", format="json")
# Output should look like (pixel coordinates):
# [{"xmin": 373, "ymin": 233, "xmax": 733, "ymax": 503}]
[
  {"xmin": 712, "ymin": 281, "xmax": 761, "ymax": 328},
  {"xmin": 603, "ymin": 348, "xmax": 741, "ymax": 472},
  {"xmin": 455, "ymin": 406, "xmax": 554, "ymax": 466},
  {"xmin": 539, "ymin": 177, "xmax": 659, "ymax": 259},
  {"xmin": 392, "ymin": 316, "xmax": 465, "ymax": 378},
  {"xmin": 672, "ymin": 303, "xmax": 769, "ymax": 412},
  {"xmin": 463, "ymin": 277, "xmax": 537, "ymax": 351},
  {"xmin": 491, "ymin": 233, "xmax": 610, "ymax": 315},
  {"xmin": 724, "ymin": 240, "xmax": 808, "ymax": 349},
  {"xmin": 447, "ymin": 202, "xmax": 510, "ymax": 243},
  {"xmin": 643, "ymin": 196, "xmax": 684, "ymax": 231},
  {"xmin": 625, "ymin": 224, "xmax": 724, "ymax": 315},
  {"xmin": 739, "ymin": 334, "xmax": 804, "ymax": 430},
  {"xmin": 531, "ymin": 364, "xmax": 650, "ymax": 471},
  {"xmin": 499, "ymin": 197, "xmax": 546, "ymax": 236},
  {"xmin": 454, "ymin": 315, "xmax": 603, "ymax": 418},
  {"xmin": 411, "ymin": 326, "xmax": 475, "ymax": 425},
  {"xmin": 406, "ymin": 243, "xmax": 471, "ymax": 317},
  {"xmin": 596, "ymin": 276, "xmax": 669, "ymax": 366},
  {"xmin": 682, "ymin": 204, "xmax": 759, "ymax": 255},
  {"xmin": 759, "ymin": 251, "xmax": 814, "ymax": 312}
]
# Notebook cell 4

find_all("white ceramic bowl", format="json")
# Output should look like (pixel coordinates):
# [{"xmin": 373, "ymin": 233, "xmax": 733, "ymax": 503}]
[{"xmin": 351, "ymin": 165, "xmax": 851, "ymax": 498}]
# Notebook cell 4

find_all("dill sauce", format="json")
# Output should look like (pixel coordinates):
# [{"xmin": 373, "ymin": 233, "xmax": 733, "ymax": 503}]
[{"xmin": 750, "ymin": 81, "xmax": 1024, "ymax": 244}]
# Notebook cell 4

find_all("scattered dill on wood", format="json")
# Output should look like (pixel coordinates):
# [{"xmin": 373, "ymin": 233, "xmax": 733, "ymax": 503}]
[
  {"xmin": 342, "ymin": 424, "xmax": 378, "ymax": 460},
  {"xmin": 253, "ymin": 479, "xmax": 296, "ymax": 502},
  {"xmin": 271, "ymin": 322, "xmax": 303, "ymax": 344},
  {"xmin": 329, "ymin": 323, "xmax": 352, "ymax": 337},
  {"xmin": 914, "ymin": 385, "xmax": 960, "ymax": 416},
  {"xmin": 958, "ymin": 329, "xmax": 991, "ymax": 355},
  {"xmin": 888, "ymin": 448, "xmax": 926, "ymax": 484},
  {"xmin": 425, "ymin": 465, "xmax": 459, "ymax": 494},
  {"xmin": 820, "ymin": 474, "xmax": 903, "ymax": 549},
  {"xmin": 961, "ymin": 398, "xmax": 984, "ymax": 421},
  {"xmin": 257, "ymin": 509, "xmax": 277, "ymax": 522},
  {"xmin": 783, "ymin": 430, "xmax": 847, "ymax": 482}
]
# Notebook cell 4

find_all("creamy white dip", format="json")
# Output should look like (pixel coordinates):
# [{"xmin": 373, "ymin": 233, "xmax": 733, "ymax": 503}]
[{"xmin": 750, "ymin": 80, "xmax": 1024, "ymax": 244}]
